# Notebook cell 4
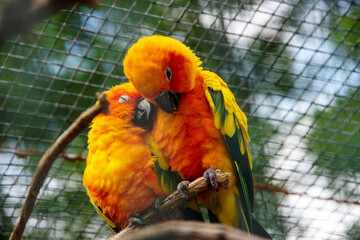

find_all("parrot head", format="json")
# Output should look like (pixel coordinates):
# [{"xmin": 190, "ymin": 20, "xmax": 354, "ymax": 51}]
[
  {"xmin": 105, "ymin": 83, "xmax": 155, "ymax": 128},
  {"xmin": 123, "ymin": 35, "xmax": 202, "ymax": 113}
]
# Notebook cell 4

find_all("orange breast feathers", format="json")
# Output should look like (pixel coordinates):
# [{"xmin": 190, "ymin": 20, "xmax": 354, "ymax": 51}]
[
  {"xmin": 83, "ymin": 83, "xmax": 165, "ymax": 230},
  {"xmin": 152, "ymin": 79, "xmax": 232, "ymax": 181}
]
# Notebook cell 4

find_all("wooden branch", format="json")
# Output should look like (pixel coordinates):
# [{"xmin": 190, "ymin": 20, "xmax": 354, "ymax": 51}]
[
  {"xmin": 111, "ymin": 221, "xmax": 267, "ymax": 240},
  {"xmin": 110, "ymin": 170, "xmax": 231, "ymax": 240},
  {"xmin": 10, "ymin": 93, "xmax": 109, "ymax": 240},
  {"xmin": 0, "ymin": 0, "xmax": 100, "ymax": 46}
]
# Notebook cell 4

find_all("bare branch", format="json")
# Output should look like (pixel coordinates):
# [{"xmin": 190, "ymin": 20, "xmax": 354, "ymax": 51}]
[
  {"xmin": 10, "ymin": 93, "xmax": 109, "ymax": 240},
  {"xmin": 255, "ymin": 182, "xmax": 360, "ymax": 206},
  {"xmin": 111, "ymin": 221, "xmax": 267, "ymax": 240},
  {"xmin": 110, "ymin": 170, "xmax": 231, "ymax": 239}
]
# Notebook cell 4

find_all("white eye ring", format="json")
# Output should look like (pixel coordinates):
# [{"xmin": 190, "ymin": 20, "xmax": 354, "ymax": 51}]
[
  {"xmin": 118, "ymin": 95, "xmax": 131, "ymax": 103},
  {"xmin": 165, "ymin": 67, "xmax": 172, "ymax": 83}
]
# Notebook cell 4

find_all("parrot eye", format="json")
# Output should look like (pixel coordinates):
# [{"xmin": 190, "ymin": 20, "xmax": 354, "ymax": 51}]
[
  {"xmin": 165, "ymin": 67, "xmax": 172, "ymax": 82},
  {"xmin": 118, "ymin": 95, "xmax": 131, "ymax": 103}
]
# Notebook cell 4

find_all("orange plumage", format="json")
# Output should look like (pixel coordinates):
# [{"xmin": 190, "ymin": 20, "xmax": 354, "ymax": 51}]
[
  {"xmin": 83, "ymin": 83, "xmax": 165, "ymax": 231},
  {"xmin": 123, "ymin": 35, "xmax": 271, "ymax": 239},
  {"xmin": 131, "ymin": 59, "xmax": 238, "ymax": 226}
]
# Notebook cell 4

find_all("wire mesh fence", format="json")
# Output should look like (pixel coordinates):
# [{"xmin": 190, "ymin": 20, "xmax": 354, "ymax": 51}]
[{"xmin": 0, "ymin": 0, "xmax": 359, "ymax": 239}]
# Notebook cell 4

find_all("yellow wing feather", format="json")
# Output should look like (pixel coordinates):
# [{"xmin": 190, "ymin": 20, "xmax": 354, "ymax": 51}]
[{"xmin": 202, "ymin": 70, "xmax": 252, "ymax": 168}]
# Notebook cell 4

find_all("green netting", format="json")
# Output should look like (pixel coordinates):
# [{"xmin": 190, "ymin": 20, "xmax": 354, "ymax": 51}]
[{"xmin": 0, "ymin": 0, "xmax": 359, "ymax": 239}]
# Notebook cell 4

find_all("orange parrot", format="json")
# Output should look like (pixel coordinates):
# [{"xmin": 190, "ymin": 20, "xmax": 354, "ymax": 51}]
[
  {"xmin": 83, "ymin": 83, "xmax": 164, "ymax": 232},
  {"xmin": 123, "ymin": 35, "xmax": 271, "ymax": 238},
  {"xmin": 83, "ymin": 83, "xmax": 203, "ymax": 233}
]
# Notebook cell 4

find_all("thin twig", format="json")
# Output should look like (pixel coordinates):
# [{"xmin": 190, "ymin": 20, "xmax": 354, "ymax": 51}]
[
  {"xmin": 110, "ymin": 170, "xmax": 231, "ymax": 240},
  {"xmin": 113, "ymin": 221, "xmax": 267, "ymax": 240},
  {"xmin": 254, "ymin": 182, "xmax": 360, "ymax": 206},
  {"xmin": 0, "ymin": 147, "xmax": 87, "ymax": 162},
  {"xmin": 10, "ymin": 93, "xmax": 109, "ymax": 240}
]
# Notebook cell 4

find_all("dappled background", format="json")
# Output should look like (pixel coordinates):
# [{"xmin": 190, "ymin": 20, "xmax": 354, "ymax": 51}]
[{"xmin": 0, "ymin": 0, "xmax": 359, "ymax": 239}]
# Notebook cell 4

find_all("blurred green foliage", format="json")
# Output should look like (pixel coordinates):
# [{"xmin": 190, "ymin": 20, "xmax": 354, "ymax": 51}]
[{"xmin": 309, "ymin": 88, "xmax": 360, "ymax": 176}]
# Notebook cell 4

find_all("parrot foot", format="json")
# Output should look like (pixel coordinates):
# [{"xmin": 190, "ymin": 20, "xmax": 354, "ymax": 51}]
[
  {"xmin": 204, "ymin": 168, "xmax": 219, "ymax": 191},
  {"xmin": 177, "ymin": 181, "xmax": 191, "ymax": 202},
  {"xmin": 129, "ymin": 214, "xmax": 147, "ymax": 226},
  {"xmin": 153, "ymin": 196, "xmax": 165, "ymax": 212}
]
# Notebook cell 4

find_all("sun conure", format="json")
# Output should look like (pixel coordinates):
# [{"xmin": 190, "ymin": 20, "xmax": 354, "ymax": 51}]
[
  {"xmin": 83, "ymin": 82, "xmax": 203, "ymax": 233},
  {"xmin": 123, "ymin": 35, "xmax": 271, "ymax": 239}
]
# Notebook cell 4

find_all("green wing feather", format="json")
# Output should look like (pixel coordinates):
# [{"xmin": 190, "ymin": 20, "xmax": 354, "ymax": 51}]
[
  {"xmin": 203, "ymin": 70, "xmax": 254, "ymax": 232},
  {"xmin": 146, "ymin": 134, "xmax": 180, "ymax": 195},
  {"xmin": 154, "ymin": 160, "xmax": 182, "ymax": 195}
]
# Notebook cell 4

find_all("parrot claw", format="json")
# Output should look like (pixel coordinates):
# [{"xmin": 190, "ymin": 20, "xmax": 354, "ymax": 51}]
[
  {"xmin": 129, "ymin": 214, "xmax": 147, "ymax": 226},
  {"xmin": 204, "ymin": 168, "xmax": 219, "ymax": 191},
  {"xmin": 153, "ymin": 196, "xmax": 165, "ymax": 212},
  {"xmin": 177, "ymin": 181, "xmax": 191, "ymax": 202}
]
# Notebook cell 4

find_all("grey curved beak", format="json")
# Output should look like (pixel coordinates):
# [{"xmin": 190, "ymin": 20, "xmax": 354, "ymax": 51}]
[{"xmin": 133, "ymin": 98, "xmax": 154, "ymax": 128}]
